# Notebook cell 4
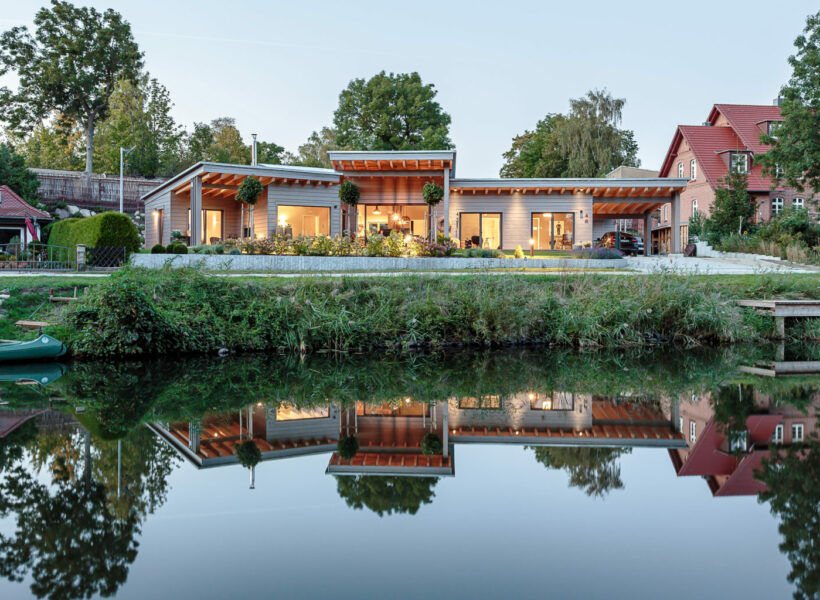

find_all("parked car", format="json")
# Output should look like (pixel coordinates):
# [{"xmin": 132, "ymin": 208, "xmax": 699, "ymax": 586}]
[{"xmin": 598, "ymin": 231, "xmax": 642, "ymax": 256}]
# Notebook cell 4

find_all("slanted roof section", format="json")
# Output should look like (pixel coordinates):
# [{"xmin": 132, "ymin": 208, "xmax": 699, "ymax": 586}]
[
  {"xmin": 660, "ymin": 126, "xmax": 773, "ymax": 191},
  {"xmin": 0, "ymin": 186, "xmax": 52, "ymax": 220},
  {"xmin": 141, "ymin": 162, "xmax": 340, "ymax": 203},
  {"xmin": 328, "ymin": 150, "xmax": 455, "ymax": 173},
  {"xmin": 713, "ymin": 450, "xmax": 770, "ymax": 497},
  {"xmin": 709, "ymin": 104, "xmax": 781, "ymax": 154}
]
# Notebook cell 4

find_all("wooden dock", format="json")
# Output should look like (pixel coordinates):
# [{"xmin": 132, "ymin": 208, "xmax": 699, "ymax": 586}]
[{"xmin": 736, "ymin": 299, "xmax": 820, "ymax": 338}]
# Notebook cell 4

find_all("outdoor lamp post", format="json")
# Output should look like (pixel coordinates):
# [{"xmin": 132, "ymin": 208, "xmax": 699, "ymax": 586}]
[
  {"xmin": 119, "ymin": 145, "xmax": 136, "ymax": 213},
  {"xmin": 529, "ymin": 238, "xmax": 534, "ymax": 257}
]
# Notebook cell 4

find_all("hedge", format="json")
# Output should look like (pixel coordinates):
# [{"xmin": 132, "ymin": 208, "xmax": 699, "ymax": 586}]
[{"xmin": 48, "ymin": 212, "xmax": 140, "ymax": 253}]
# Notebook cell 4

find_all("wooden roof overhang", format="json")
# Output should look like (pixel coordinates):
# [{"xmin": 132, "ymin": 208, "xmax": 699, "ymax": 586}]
[
  {"xmin": 142, "ymin": 161, "xmax": 340, "ymax": 203},
  {"xmin": 450, "ymin": 178, "xmax": 688, "ymax": 216},
  {"xmin": 328, "ymin": 150, "xmax": 455, "ymax": 174}
]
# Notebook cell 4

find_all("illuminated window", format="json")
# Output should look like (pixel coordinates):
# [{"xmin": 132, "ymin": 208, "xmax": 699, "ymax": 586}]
[{"xmin": 277, "ymin": 205, "xmax": 330, "ymax": 238}]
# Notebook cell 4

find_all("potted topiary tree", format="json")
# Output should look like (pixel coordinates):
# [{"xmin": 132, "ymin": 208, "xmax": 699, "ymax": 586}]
[
  {"xmin": 422, "ymin": 182, "xmax": 444, "ymax": 242},
  {"xmin": 236, "ymin": 176, "xmax": 264, "ymax": 240},
  {"xmin": 235, "ymin": 440, "xmax": 262, "ymax": 489},
  {"xmin": 421, "ymin": 432, "xmax": 443, "ymax": 456},
  {"xmin": 338, "ymin": 180, "xmax": 360, "ymax": 241},
  {"xmin": 337, "ymin": 435, "xmax": 359, "ymax": 460}
]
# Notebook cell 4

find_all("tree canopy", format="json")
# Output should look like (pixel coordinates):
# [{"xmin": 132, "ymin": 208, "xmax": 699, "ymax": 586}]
[
  {"xmin": 335, "ymin": 475, "xmax": 439, "ymax": 516},
  {"xmin": 0, "ymin": 142, "xmax": 40, "ymax": 203},
  {"xmin": 500, "ymin": 89, "xmax": 640, "ymax": 178},
  {"xmin": 0, "ymin": 1, "xmax": 144, "ymax": 176},
  {"xmin": 294, "ymin": 127, "xmax": 342, "ymax": 168},
  {"xmin": 758, "ymin": 11, "xmax": 820, "ymax": 195},
  {"xmin": 531, "ymin": 446, "xmax": 630, "ymax": 497},
  {"xmin": 334, "ymin": 71, "xmax": 453, "ymax": 151},
  {"xmin": 703, "ymin": 170, "xmax": 757, "ymax": 245}
]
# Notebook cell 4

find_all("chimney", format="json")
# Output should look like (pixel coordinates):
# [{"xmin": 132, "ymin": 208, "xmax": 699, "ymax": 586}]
[
  {"xmin": 702, "ymin": 121, "xmax": 712, "ymax": 127},
  {"xmin": 251, "ymin": 133, "xmax": 258, "ymax": 166},
  {"xmin": 773, "ymin": 96, "xmax": 783, "ymax": 107}
]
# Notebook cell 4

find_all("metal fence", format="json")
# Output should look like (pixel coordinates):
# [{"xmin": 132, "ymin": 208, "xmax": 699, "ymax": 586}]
[{"xmin": 0, "ymin": 243, "xmax": 127, "ymax": 271}]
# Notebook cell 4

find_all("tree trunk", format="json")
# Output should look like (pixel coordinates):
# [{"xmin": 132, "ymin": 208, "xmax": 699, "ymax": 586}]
[
  {"xmin": 84, "ymin": 118, "xmax": 95, "ymax": 177},
  {"xmin": 240, "ymin": 204, "xmax": 245, "ymax": 240}
]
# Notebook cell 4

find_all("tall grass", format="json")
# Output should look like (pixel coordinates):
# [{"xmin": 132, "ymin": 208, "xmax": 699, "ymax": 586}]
[{"xmin": 56, "ymin": 267, "xmax": 820, "ymax": 357}]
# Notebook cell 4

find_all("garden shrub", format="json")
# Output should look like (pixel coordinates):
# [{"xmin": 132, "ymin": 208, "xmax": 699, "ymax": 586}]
[
  {"xmin": 385, "ymin": 232, "xmax": 404, "ymax": 257},
  {"xmin": 228, "ymin": 248, "xmax": 241, "ymax": 255},
  {"xmin": 291, "ymin": 236, "xmax": 310, "ymax": 255},
  {"xmin": 572, "ymin": 247, "xmax": 623, "ymax": 259},
  {"xmin": 337, "ymin": 436, "xmax": 359, "ymax": 459},
  {"xmin": 309, "ymin": 234, "xmax": 334, "ymax": 256},
  {"xmin": 365, "ymin": 234, "xmax": 387, "ymax": 257},
  {"xmin": 235, "ymin": 440, "xmax": 262, "ymax": 468},
  {"xmin": 332, "ymin": 235, "xmax": 353, "ymax": 256},
  {"xmin": 421, "ymin": 433, "xmax": 443, "ymax": 456},
  {"xmin": 48, "ymin": 212, "xmax": 140, "ymax": 253},
  {"xmin": 167, "ymin": 242, "xmax": 188, "ymax": 254},
  {"xmin": 514, "ymin": 245, "xmax": 525, "ymax": 259},
  {"xmin": 463, "ymin": 247, "xmax": 503, "ymax": 258},
  {"xmin": 150, "ymin": 244, "xmax": 166, "ymax": 254}
]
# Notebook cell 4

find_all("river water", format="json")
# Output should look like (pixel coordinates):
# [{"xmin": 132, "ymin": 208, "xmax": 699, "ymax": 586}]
[{"xmin": 0, "ymin": 346, "xmax": 817, "ymax": 599}]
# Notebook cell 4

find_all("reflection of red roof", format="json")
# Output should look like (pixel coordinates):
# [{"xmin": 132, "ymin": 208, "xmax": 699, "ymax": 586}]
[
  {"xmin": 714, "ymin": 450, "xmax": 770, "ymax": 497},
  {"xmin": 677, "ymin": 419, "xmax": 738, "ymax": 476},
  {"xmin": 0, "ymin": 409, "xmax": 46, "ymax": 438},
  {"xmin": 746, "ymin": 415, "xmax": 782, "ymax": 445},
  {"xmin": 451, "ymin": 423, "xmax": 682, "ymax": 441},
  {"xmin": 0, "ymin": 186, "xmax": 52, "ymax": 220},
  {"xmin": 328, "ymin": 452, "xmax": 452, "ymax": 470}
]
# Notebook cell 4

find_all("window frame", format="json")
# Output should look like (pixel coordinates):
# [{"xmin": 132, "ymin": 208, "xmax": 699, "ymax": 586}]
[
  {"xmin": 772, "ymin": 197, "xmax": 784, "ymax": 216},
  {"xmin": 772, "ymin": 424, "xmax": 784, "ymax": 444},
  {"xmin": 689, "ymin": 420, "xmax": 697, "ymax": 443},
  {"xmin": 678, "ymin": 162, "xmax": 684, "ymax": 178},
  {"xmin": 690, "ymin": 159, "xmax": 697, "ymax": 180},
  {"xmin": 730, "ymin": 152, "xmax": 749, "ymax": 174},
  {"xmin": 692, "ymin": 199, "xmax": 698, "ymax": 217},
  {"xmin": 792, "ymin": 423, "xmax": 804, "ymax": 443},
  {"xmin": 459, "ymin": 212, "xmax": 503, "ymax": 249},
  {"xmin": 530, "ymin": 212, "xmax": 575, "ymax": 250},
  {"xmin": 793, "ymin": 197, "xmax": 804, "ymax": 210}
]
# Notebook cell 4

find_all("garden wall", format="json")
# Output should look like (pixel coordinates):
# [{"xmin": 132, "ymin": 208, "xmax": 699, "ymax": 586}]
[{"xmin": 130, "ymin": 254, "xmax": 627, "ymax": 271}]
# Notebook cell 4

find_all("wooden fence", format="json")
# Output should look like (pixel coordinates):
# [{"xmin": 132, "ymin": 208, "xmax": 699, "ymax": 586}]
[{"xmin": 32, "ymin": 169, "xmax": 167, "ymax": 214}]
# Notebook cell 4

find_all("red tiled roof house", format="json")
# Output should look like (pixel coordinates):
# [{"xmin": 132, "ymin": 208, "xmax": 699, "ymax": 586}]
[
  {"xmin": 658, "ymin": 103, "xmax": 818, "ymax": 240},
  {"xmin": 0, "ymin": 185, "xmax": 53, "ymax": 245}
]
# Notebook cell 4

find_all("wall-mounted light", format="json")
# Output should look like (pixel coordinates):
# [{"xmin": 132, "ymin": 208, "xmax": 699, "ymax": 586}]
[{"xmin": 278, "ymin": 214, "xmax": 287, "ymax": 227}]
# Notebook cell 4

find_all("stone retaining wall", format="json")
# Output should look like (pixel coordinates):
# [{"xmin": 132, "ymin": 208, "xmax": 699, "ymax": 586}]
[{"xmin": 131, "ymin": 254, "xmax": 627, "ymax": 271}]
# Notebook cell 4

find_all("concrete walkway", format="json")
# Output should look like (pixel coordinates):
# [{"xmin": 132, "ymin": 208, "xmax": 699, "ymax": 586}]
[{"xmin": 625, "ymin": 255, "xmax": 819, "ymax": 275}]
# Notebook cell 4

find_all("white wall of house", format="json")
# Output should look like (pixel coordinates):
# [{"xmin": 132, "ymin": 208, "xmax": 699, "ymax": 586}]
[
  {"xmin": 267, "ymin": 183, "xmax": 340, "ymax": 237},
  {"xmin": 449, "ymin": 191, "xmax": 593, "ymax": 249}
]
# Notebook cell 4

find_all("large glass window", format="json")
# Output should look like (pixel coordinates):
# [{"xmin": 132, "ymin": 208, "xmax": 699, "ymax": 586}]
[
  {"xmin": 460, "ymin": 213, "xmax": 501, "ymax": 249},
  {"xmin": 531, "ymin": 213, "xmax": 575, "ymax": 250},
  {"xmin": 772, "ymin": 197, "xmax": 784, "ymax": 216},
  {"xmin": 188, "ymin": 209, "xmax": 223, "ymax": 244},
  {"xmin": 357, "ymin": 205, "xmax": 427, "ymax": 238},
  {"xmin": 277, "ymin": 205, "xmax": 330, "ymax": 238}
]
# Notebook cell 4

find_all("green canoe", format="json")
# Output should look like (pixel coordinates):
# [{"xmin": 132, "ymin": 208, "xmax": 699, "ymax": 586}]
[
  {"xmin": 0, "ymin": 362, "xmax": 66, "ymax": 385},
  {"xmin": 0, "ymin": 335, "xmax": 67, "ymax": 362}
]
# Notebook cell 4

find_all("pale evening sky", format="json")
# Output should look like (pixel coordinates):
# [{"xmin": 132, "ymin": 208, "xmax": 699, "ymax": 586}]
[{"xmin": 0, "ymin": 0, "xmax": 816, "ymax": 176}]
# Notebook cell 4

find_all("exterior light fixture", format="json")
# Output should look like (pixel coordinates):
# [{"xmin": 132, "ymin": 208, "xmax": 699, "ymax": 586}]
[
  {"xmin": 373, "ymin": 206, "xmax": 382, "ymax": 215},
  {"xmin": 392, "ymin": 213, "xmax": 400, "ymax": 221},
  {"xmin": 528, "ymin": 393, "xmax": 535, "ymax": 400},
  {"xmin": 529, "ymin": 238, "xmax": 535, "ymax": 257},
  {"xmin": 278, "ymin": 214, "xmax": 287, "ymax": 226}
]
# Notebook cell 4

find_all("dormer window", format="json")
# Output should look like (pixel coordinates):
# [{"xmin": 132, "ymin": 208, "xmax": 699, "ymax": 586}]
[
  {"xmin": 690, "ymin": 159, "xmax": 697, "ymax": 180},
  {"xmin": 678, "ymin": 162, "xmax": 684, "ymax": 178},
  {"xmin": 730, "ymin": 152, "xmax": 749, "ymax": 174},
  {"xmin": 768, "ymin": 121, "xmax": 781, "ymax": 139}
]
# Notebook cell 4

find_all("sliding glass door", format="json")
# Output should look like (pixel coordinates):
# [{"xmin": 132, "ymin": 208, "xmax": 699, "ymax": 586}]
[
  {"xmin": 531, "ymin": 213, "xmax": 574, "ymax": 250},
  {"xmin": 459, "ymin": 213, "xmax": 502, "ymax": 249}
]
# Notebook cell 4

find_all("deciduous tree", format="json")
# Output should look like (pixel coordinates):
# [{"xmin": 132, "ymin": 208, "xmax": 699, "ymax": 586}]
[
  {"xmin": 334, "ymin": 71, "xmax": 453, "ymax": 151},
  {"xmin": 758, "ymin": 11, "xmax": 820, "ymax": 195},
  {"xmin": 0, "ymin": 1, "xmax": 144, "ymax": 176},
  {"xmin": 704, "ymin": 170, "xmax": 757, "ymax": 245},
  {"xmin": 0, "ymin": 142, "xmax": 40, "ymax": 203},
  {"xmin": 294, "ymin": 126, "xmax": 342, "ymax": 168}
]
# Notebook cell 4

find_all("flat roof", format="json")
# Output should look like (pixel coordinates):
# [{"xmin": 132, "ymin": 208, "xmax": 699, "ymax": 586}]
[{"xmin": 328, "ymin": 150, "xmax": 456, "ymax": 173}]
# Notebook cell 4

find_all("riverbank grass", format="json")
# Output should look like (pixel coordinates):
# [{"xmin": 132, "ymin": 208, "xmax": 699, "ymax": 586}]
[{"xmin": 43, "ymin": 267, "xmax": 820, "ymax": 357}]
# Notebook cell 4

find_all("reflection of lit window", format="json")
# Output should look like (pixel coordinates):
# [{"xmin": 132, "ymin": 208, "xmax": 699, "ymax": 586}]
[
  {"xmin": 458, "ymin": 395, "xmax": 501, "ymax": 410},
  {"xmin": 530, "ymin": 392, "xmax": 573, "ymax": 411},
  {"xmin": 679, "ymin": 417, "xmax": 684, "ymax": 433},
  {"xmin": 792, "ymin": 423, "xmax": 804, "ymax": 443},
  {"xmin": 729, "ymin": 431, "xmax": 747, "ymax": 452},
  {"xmin": 275, "ymin": 404, "xmax": 330, "ymax": 421},
  {"xmin": 772, "ymin": 424, "xmax": 783, "ymax": 444}
]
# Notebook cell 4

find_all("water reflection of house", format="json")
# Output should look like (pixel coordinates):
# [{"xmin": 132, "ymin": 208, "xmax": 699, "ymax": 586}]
[
  {"xmin": 326, "ymin": 394, "xmax": 683, "ymax": 478},
  {"xmin": 326, "ymin": 401, "xmax": 454, "ymax": 477},
  {"xmin": 150, "ymin": 403, "xmax": 339, "ymax": 469},
  {"xmin": 668, "ymin": 392, "xmax": 818, "ymax": 496}
]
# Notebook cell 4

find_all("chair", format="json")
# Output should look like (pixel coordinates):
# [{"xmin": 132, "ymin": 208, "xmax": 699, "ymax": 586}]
[
  {"xmin": 471, "ymin": 235, "xmax": 480, "ymax": 247},
  {"xmin": 209, "ymin": 236, "xmax": 221, "ymax": 245}
]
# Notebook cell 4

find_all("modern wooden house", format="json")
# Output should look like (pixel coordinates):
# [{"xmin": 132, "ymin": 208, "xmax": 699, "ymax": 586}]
[{"xmin": 142, "ymin": 150, "xmax": 689, "ymax": 253}]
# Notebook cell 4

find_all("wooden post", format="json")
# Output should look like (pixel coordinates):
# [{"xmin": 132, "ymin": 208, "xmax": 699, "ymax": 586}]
[
  {"xmin": 443, "ymin": 168, "xmax": 450, "ymax": 239},
  {"xmin": 190, "ymin": 175, "xmax": 202, "ymax": 246},
  {"xmin": 644, "ymin": 213, "xmax": 652, "ymax": 256},
  {"xmin": 776, "ymin": 316, "xmax": 786, "ymax": 339},
  {"xmin": 671, "ymin": 191, "xmax": 681, "ymax": 253}
]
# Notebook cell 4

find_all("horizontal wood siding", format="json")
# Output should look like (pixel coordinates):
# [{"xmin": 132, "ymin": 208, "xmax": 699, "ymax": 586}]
[
  {"xmin": 352, "ymin": 177, "xmax": 429, "ymax": 205},
  {"xmin": 267, "ymin": 183, "xmax": 340, "ymax": 237},
  {"xmin": 144, "ymin": 190, "xmax": 171, "ymax": 247},
  {"xmin": 449, "ymin": 192, "xmax": 593, "ymax": 250}
]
